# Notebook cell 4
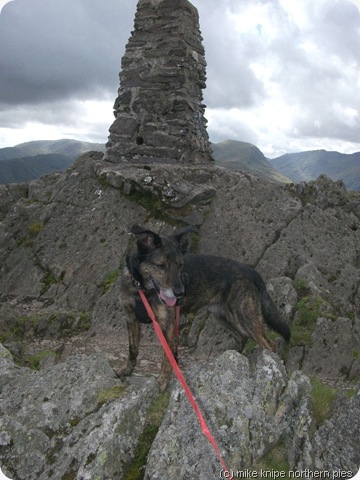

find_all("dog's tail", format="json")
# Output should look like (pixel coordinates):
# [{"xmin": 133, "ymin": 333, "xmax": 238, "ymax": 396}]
[{"xmin": 257, "ymin": 279, "xmax": 291, "ymax": 342}]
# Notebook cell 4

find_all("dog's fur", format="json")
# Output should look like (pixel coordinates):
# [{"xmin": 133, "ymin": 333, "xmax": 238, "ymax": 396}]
[{"xmin": 119, "ymin": 225, "xmax": 291, "ymax": 391}]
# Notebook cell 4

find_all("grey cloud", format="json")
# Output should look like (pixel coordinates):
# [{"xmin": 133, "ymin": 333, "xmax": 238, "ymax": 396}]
[
  {"xmin": 197, "ymin": 0, "xmax": 267, "ymax": 109},
  {"xmin": 0, "ymin": 0, "xmax": 135, "ymax": 106},
  {"xmin": 314, "ymin": 0, "xmax": 360, "ymax": 63},
  {"xmin": 292, "ymin": 109, "xmax": 360, "ymax": 143}
]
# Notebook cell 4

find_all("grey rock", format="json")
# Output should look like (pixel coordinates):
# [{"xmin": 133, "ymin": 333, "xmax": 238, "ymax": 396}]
[
  {"xmin": 187, "ymin": 311, "xmax": 241, "ymax": 356},
  {"xmin": 302, "ymin": 317, "xmax": 360, "ymax": 379},
  {"xmin": 145, "ymin": 350, "xmax": 314, "ymax": 478},
  {"xmin": 266, "ymin": 276, "xmax": 298, "ymax": 321},
  {"xmin": 295, "ymin": 262, "xmax": 330, "ymax": 295},
  {"xmin": 0, "ymin": 182, "xmax": 28, "ymax": 220},
  {"xmin": 315, "ymin": 386, "xmax": 360, "ymax": 473},
  {"xmin": 38, "ymin": 377, "xmax": 158, "ymax": 480},
  {"xmin": 0, "ymin": 345, "xmax": 159, "ymax": 480},
  {"xmin": 199, "ymin": 168, "xmax": 303, "ymax": 265},
  {"xmin": 257, "ymin": 202, "xmax": 360, "ymax": 315},
  {"xmin": 1, "ymin": 352, "xmax": 121, "ymax": 432},
  {"xmin": 96, "ymin": 162, "xmax": 216, "ymax": 211}
]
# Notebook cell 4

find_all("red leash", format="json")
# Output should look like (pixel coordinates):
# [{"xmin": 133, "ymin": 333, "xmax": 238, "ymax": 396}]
[{"xmin": 138, "ymin": 290, "xmax": 233, "ymax": 479}]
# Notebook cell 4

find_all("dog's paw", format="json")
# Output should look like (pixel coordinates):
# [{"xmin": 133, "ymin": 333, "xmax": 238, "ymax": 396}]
[
  {"xmin": 157, "ymin": 373, "xmax": 170, "ymax": 392},
  {"xmin": 113, "ymin": 361, "xmax": 134, "ymax": 378}
]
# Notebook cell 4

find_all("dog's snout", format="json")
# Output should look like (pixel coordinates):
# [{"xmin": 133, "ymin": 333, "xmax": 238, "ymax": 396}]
[{"xmin": 174, "ymin": 287, "xmax": 185, "ymax": 298}]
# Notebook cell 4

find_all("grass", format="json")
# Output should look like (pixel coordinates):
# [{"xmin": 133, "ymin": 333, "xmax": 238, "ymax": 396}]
[
  {"xmin": 28, "ymin": 220, "xmax": 44, "ymax": 236},
  {"xmin": 0, "ymin": 311, "xmax": 91, "ymax": 368},
  {"xmin": 97, "ymin": 385, "xmax": 128, "ymax": 407},
  {"xmin": 41, "ymin": 269, "xmax": 60, "ymax": 294},
  {"xmin": 292, "ymin": 278, "xmax": 311, "ymax": 297},
  {"xmin": 310, "ymin": 377, "xmax": 337, "ymax": 427},
  {"xmin": 253, "ymin": 442, "xmax": 290, "ymax": 478},
  {"xmin": 290, "ymin": 295, "xmax": 335, "ymax": 346},
  {"xmin": 123, "ymin": 391, "xmax": 171, "ymax": 480},
  {"xmin": 102, "ymin": 270, "xmax": 120, "ymax": 294},
  {"xmin": 24, "ymin": 350, "xmax": 59, "ymax": 370}
]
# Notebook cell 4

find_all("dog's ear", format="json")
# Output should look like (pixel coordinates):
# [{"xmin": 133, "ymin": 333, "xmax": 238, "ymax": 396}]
[
  {"xmin": 131, "ymin": 224, "xmax": 162, "ymax": 254},
  {"xmin": 173, "ymin": 225, "xmax": 198, "ymax": 254}
]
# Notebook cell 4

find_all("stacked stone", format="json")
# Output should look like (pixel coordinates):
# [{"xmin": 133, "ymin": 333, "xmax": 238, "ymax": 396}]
[{"xmin": 104, "ymin": 0, "xmax": 213, "ymax": 164}]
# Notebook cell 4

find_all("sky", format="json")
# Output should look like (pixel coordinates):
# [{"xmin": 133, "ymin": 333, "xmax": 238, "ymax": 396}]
[{"xmin": 0, "ymin": 0, "xmax": 360, "ymax": 158}]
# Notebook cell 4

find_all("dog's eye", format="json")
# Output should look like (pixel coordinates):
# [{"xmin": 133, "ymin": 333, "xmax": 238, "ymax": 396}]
[{"xmin": 156, "ymin": 263, "xmax": 166, "ymax": 269}]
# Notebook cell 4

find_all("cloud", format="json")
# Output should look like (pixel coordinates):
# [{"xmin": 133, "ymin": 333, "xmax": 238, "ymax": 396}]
[
  {"xmin": 0, "ymin": 0, "xmax": 135, "ymax": 105},
  {"xmin": 199, "ymin": 0, "xmax": 360, "ymax": 155},
  {"xmin": 0, "ymin": 0, "xmax": 360, "ymax": 156}
]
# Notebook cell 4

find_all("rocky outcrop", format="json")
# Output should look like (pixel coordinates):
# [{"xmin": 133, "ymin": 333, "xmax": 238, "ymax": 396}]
[
  {"xmin": 1, "ymin": 342, "xmax": 358, "ymax": 479},
  {"xmin": 0, "ymin": 154, "xmax": 360, "ymax": 478},
  {"xmin": 0, "ymin": 343, "xmax": 159, "ymax": 480},
  {"xmin": 105, "ymin": 0, "xmax": 213, "ymax": 165},
  {"xmin": 145, "ymin": 350, "xmax": 314, "ymax": 478}
]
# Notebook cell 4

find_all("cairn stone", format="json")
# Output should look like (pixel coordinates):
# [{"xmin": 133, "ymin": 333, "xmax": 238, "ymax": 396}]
[{"xmin": 104, "ymin": 0, "xmax": 214, "ymax": 164}]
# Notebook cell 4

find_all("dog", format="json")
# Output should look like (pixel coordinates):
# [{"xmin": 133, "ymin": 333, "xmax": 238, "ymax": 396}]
[{"xmin": 119, "ymin": 224, "xmax": 291, "ymax": 391}]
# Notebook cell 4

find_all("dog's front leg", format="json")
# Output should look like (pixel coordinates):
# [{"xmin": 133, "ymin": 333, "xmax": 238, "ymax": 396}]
[{"xmin": 118, "ymin": 310, "xmax": 141, "ymax": 377}]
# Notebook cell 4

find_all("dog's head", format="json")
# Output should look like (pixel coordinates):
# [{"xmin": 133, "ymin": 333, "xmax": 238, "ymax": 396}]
[{"xmin": 128, "ymin": 224, "xmax": 197, "ymax": 307}]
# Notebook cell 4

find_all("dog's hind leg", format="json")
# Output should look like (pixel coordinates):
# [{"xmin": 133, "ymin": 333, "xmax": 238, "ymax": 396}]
[{"xmin": 230, "ymin": 289, "xmax": 276, "ymax": 352}]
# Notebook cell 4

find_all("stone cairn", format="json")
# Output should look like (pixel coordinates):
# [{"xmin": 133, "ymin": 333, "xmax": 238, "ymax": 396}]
[{"xmin": 104, "ymin": 0, "xmax": 213, "ymax": 164}]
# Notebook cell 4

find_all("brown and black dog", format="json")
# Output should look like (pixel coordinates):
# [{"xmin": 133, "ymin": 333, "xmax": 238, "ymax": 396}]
[{"xmin": 119, "ymin": 225, "xmax": 290, "ymax": 390}]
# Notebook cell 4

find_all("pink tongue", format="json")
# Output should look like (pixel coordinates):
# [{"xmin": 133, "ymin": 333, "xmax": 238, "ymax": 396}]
[{"xmin": 159, "ymin": 291, "xmax": 177, "ymax": 307}]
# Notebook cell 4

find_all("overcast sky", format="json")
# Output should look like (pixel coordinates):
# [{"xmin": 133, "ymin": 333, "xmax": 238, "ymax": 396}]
[{"xmin": 0, "ymin": 0, "xmax": 360, "ymax": 157}]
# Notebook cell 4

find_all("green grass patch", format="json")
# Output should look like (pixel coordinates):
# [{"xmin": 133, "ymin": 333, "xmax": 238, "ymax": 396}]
[
  {"xmin": 97, "ymin": 385, "xmax": 127, "ymax": 406},
  {"xmin": 28, "ymin": 220, "xmax": 44, "ymax": 236},
  {"xmin": 293, "ymin": 278, "xmax": 311, "ymax": 297},
  {"xmin": 102, "ymin": 270, "xmax": 120, "ymax": 294},
  {"xmin": 253, "ymin": 442, "xmax": 290, "ymax": 478},
  {"xmin": 41, "ymin": 270, "xmax": 60, "ymax": 295},
  {"xmin": 23, "ymin": 350, "xmax": 59, "ymax": 370},
  {"xmin": 1, "ymin": 311, "xmax": 91, "ymax": 344},
  {"xmin": 291, "ymin": 295, "xmax": 334, "ymax": 346},
  {"xmin": 123, "ymin": 391, "xmax": 171, "ymax": 480},
  {"xmin": 310, "ymin": 377, "xmax": 337, "ymax": 427}
]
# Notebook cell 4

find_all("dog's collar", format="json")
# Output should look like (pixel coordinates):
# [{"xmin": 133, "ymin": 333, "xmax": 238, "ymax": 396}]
[
  {"xmin": 132, "ymin": 277, "xmax": 142, "ymax": 289},
  {"xmin": 127, "ymin": 266, "xmax": 143, "ymax": 290}
]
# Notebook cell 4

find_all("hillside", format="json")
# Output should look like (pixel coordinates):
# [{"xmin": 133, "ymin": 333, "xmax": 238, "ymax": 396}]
[
  {"xmin": 0, "ymin": 154, "xmax": 74, "ymax": 184},
  {"xmin": 270, "ymin": 150, "xmax": 360, "ymax": 190},
  {"xmin": 212, "ymin": 139, "xmax": 292, "ymax": 184},
  {"xmin": 0, "ymin": 138, "xmax": 291, "ymax": 186},
  {"xmin": 2, "ymin": 139, "xmax": 360, "ymax": 192},
  {"xmin": 0, "ymin": 139, "xmax": 105, "ymax": 161},
  {"xmin": 0, "ymin": 139, "xmax": 106, "ymax": 185}
]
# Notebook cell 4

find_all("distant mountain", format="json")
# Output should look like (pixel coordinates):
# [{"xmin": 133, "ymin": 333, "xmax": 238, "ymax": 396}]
[
  {"xmin": 6, "ymin": 139, "xmax": 360, "ymax": 190},
  {"xmin": 212, "ymin": 140, "xmax": 292, "ymax": 184},
  {"xmin": 0, "ymin": 139, "xmax": 105, "ymax": 162},
  {"xmin": 0, "ymin": 154, "xmax": 74, "ymax": 184},
  {"xmin": 0, "ymin": 139, "xmax": 105, "ymax": 185},
  {"xmin": 269, "ymin": 150, "xmax": 360, "ymax": 191}
]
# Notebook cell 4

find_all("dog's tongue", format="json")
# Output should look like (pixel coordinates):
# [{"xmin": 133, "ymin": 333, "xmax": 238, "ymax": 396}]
[{"xmin": 159, "ymin": 291, "xmax": 177, "ymax": 307}]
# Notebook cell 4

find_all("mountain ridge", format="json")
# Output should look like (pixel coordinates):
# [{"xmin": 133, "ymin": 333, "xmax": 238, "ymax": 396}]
[
  {"xmin": 1, "ymin": 139, "xmax": 360, "ymax": 190},
  {"xmin": 212, "ymin": 139, "xmax": 292, "ymax": 184},
  {"xmin": 0, "ymin": 138, "xmax": 290, "ymax": 186},
  {"xmin": 270, "ymin": 149, "xmax": 360, "ymax": 190},
  {"xmin": 0, "ymin": 139, "xmax": 105, "ymax": 161}
]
